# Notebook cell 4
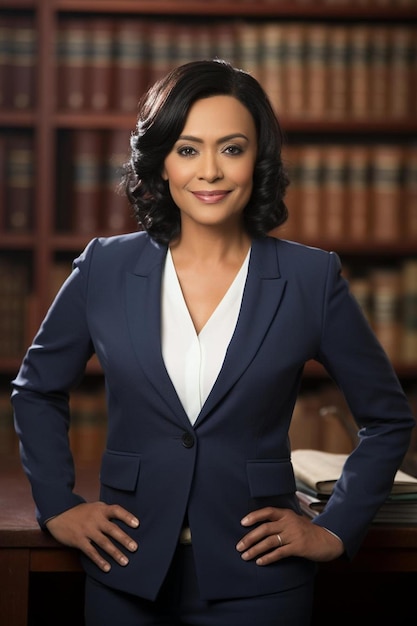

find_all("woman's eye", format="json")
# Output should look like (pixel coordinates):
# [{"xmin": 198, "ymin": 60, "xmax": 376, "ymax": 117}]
[
  {"xmin": 177, "ymin": 146, "xmax": 197, "ymax": 157},
  {"xmin": 224, "ymin": 145, "xmax": 243, "ymax": 155}
]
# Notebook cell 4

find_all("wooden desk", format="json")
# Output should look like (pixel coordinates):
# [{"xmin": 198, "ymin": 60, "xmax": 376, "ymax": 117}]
[{"xmin": 1, "ymin": 457, "xmax": 417, "ymax": 625}]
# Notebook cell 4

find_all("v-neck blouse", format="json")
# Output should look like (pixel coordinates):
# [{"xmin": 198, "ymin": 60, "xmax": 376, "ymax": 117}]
[{"xmin": 161, "ymin": 248, "xmax": 250, "ymax": 425}]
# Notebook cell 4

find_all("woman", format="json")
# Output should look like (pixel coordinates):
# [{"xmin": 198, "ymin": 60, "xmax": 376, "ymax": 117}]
[{"xmin": 12, "ymin": 60, "xmax": 414, "ymax": 625}]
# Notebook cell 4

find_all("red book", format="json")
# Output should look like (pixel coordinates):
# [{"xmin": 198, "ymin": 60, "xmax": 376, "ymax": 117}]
[
  {"xmin": 85, "ymin": 18, "xmax": 114, "ymax": 112},
  {"xmin": 370, "ymin": 145, "xmax": 403, "ymax": 243},
  {"xmin": 347, "ymin": 146, "xmax": 370, "ymax": 243},
  {"xmin": 71, "ymin": 130, "xmax": 103, "ymax": 235},
  {"xmin": 57, "ymin": 19, "xmax": 89, "ymax": 111},
  {"xmin": 113, "ymin": 19, "xmax": 150, "ymax": 112},
  {"xmin": 103, "ymin": 129, "xmax": 135, "ymax": 233},
  {"xmin": 403, "ymin": 146, "xmax": 417, "ymax": 243},
  {"xmin": 0, "ymin": 15, "xmax": 12, "ymax": 110},
  {"xmin": 5, "ymin": 133, "xmax": 34, "ymax": 232},
  {"xmin": 297, "ymin": 145, "xmax": 323, "ymax": 243},
  {"xmin": 10, "ymin": 16, "xmax": 36, "ymax": 111},
  {"xmin": 321, "ymin": 146, "xmax": 347, "ymax": 243}
]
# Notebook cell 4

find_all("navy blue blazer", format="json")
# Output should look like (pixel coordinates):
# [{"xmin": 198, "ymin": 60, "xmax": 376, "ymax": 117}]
[{"xmin": 12, "ymin": 233, "xmax": 414, "ymax": 601}]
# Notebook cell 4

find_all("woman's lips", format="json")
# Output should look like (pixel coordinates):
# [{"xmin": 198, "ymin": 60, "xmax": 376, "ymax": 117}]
[{"xmin": 191, "ymin": 190, "xmax": 231, "ymax": 203}]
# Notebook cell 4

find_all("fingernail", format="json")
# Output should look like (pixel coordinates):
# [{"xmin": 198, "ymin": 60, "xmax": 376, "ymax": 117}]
[
  {"xmin": 120, "ymin": 556, "xmax": 129, "ymax": 566},
  {"xmin": 131, "ymin": 518, "xmax": 139, "ymax": 527},
  {"xmin": 236, "ymin": 541, "xmax": 244, "ymax": 551},
  {"xmin": 103, "ymin": 563, "xmax": 111, "ymax": 572},
  {"xmin": 241, "ymin": 517, "xmax": 249, "ymax": 525},
  {"xmin": 241, "ymin": 552, "xmax": 250, "ymax": 561},
  {"xmin": 128, "ymin": 541, "xmax": 137, "ymax": 551}
]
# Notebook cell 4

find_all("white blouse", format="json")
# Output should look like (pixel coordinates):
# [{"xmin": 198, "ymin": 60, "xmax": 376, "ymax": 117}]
[{"xmin": 161, "ymin": 248, "xmax": 250, "ymax": 425}]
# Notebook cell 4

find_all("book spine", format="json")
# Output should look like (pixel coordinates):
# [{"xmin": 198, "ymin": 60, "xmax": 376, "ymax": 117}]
[
  {"xmin": 71, "ymin": 130, "xmax": 103, "ymax": 235},
  {"xmin": 259, "ymin": 23, "xmax": 285, "ymax": 115},
  {"xmin": 0, "ymin": 258, "xmax": 30, "ymax": 358},
  {"xmin": 5, "ymin": 133, "xmax": 34, "ymax": 232},
  {"xmin": 148, "ymin": 21, "xmax": 175, "ymax": 85},
  {"xmin": 401, "ymin": 259, "xmax": 417, "ymax": 365},
  {"xmin": 368, "ymin": 27, "xmax": 390, "ymax": 119},
  {"xmin": 57, "ymin": 19, "xmax": 88, "ymax": 110},
  {"xmin": 85, "ymin": 18, "xmax": 114, "ymax": 112},
  {"xmin": 11, "ymin": 16, "xmax": 36, "ymax": 111},
  {"xmin": 370, "ymin": 145, "xmax": 403, "ymax": 243},
  {"xmin": 297, "ymin": 145, "xmax": 323, "ymax": 242},
  {"xmin": 349, "ymin": 26, "xmax": 370, "ymax": 119},
  {"xmin": 0, "ymin": 15, "xmax": 12, "ymax": 110},
  {"xmin": 389, "ymin": 27, "xmax": 412, "ymax": 118},
  {"xmin": 403, "ymin": 146, "xmax": 417, "ymax": 243},
  {"xmin": 370, "ymin": 267, "xmax": 402, "ymax": 363},
  {"xmin": 304, "ymin": 24, "xmax": 328, "ymax": 120},
  {"xmin": 322, "ymin": 146, "xmax": 347, "ymax": 242},
  {"xmin": 347, "ymin": 146, "xmax": 370, "ymax": 243},
  {"xmin": 282, "ymin": 24, "xmax": 306, "ymax": 118},
  {"xmin": 103, "ymin": 130, "xmax": 134, "ymax": 233},
  {"xmin": 326, "ymin": 25, "xmax": 349, "ymax": 119},
  {"xmin": 113, "ymin": 19, "xmax": 150, "ymax": 113}
]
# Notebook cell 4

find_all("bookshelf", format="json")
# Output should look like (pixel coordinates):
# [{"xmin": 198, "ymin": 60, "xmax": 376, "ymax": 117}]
[{"xmin": 1, "ymin": 0, "xmax": 416, "ymax": 458}]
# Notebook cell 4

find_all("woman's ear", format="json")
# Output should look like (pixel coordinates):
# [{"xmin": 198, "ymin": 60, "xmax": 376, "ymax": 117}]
[{"xmin": 161, "ymin": 168, "xmax": 168, "ymax": 181}]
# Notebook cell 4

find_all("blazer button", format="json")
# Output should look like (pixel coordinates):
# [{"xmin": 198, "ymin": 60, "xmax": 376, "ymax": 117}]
[{"xmin": 182, "ymin": 432, "xmax": 195, "ymax": 448}]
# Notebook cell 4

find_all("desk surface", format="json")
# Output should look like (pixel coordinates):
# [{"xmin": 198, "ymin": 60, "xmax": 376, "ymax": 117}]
[{"xmin": 0, "ymin": 455, "xmax": 100, "ymax": 548}]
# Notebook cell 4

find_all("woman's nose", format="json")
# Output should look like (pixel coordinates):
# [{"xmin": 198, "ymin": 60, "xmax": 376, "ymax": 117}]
[{"xmin": 197, "ymin": 152, "xmax": 223, "ymax": 182}]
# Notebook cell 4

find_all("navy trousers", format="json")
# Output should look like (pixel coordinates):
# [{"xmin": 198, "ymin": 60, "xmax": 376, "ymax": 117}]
[{"xmin": 84, "ymin": 544, "xmax": 315, "ymax": 625}]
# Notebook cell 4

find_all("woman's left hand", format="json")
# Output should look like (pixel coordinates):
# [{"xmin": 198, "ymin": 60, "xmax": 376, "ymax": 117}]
[{"xmin": 236, "ymin": 506, "xmax": 344, "ymax": 566}]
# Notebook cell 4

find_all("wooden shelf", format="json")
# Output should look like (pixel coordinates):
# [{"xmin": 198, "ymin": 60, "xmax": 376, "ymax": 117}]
[{"xmin": 53, "ymin": 1, "xmax": 417, "ymax": 20}]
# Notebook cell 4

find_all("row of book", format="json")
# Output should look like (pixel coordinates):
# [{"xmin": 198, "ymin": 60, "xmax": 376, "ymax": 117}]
[
  {"xmin": 2, "ymin": 15, "xmax": 416, "ymax": 120},
  {"xmin": 344, "ymin": 259, "xmax": 417, "ymax": 365},
  {"xmin": 2, "ymin": 130, "xmax": 416, "ymax": 245},
  {"xmin": 54, "ymin": 19, "xmax": 417, "ymax": 120},
  {"xmin": 282, "ymin": 144, "xmax": 417, "ymax": 244}
]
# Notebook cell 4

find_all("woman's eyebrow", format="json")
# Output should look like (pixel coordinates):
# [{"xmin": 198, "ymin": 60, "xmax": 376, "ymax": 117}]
[{"xmin": 177, "ymin": 133, "xmax": 249, "ymax": 144}]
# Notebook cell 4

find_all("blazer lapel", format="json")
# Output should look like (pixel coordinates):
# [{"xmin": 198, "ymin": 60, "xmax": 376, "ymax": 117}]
[
  {"xmin": 196, "ymin": 237, "xmax": 287, "ymax": 424},
  {"xmin": 125, "ymin": 239, "xmax": 191, "ymax": 426}
]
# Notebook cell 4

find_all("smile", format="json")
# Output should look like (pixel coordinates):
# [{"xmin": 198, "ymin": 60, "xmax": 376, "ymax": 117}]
[{"xmin": 191, "ymin": 190, "xmax": 231, "ymax": 203}]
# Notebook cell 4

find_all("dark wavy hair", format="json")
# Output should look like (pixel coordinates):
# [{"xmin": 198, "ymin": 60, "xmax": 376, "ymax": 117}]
[{"xmin": 122, "ymin": 59, "xmax": 289, "ymax": 244}]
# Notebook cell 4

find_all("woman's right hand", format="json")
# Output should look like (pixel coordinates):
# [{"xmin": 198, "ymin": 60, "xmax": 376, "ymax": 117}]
[{"xmin": 46, "ymin": 502, "xmax": 139, "ymax": 572}]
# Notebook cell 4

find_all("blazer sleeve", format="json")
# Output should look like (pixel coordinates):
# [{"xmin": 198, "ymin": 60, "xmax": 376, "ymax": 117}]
[
  {"xmin": 11, "ymin": 239, "xmax": 98, "ymax": 527},
  {"xmin": 311, "ymin": 252, "xmax": 415, "ymax": 557}
]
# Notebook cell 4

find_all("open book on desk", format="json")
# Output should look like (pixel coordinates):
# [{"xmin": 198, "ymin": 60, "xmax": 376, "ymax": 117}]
[{"xmin": 292, "ymin": 449, "xmax": 417, "ymax": 496}]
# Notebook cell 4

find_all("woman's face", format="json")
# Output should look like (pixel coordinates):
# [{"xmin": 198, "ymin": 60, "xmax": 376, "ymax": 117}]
[{"xmin": 162, "ymin": 95, "xmax": 257, "ymax": 231}]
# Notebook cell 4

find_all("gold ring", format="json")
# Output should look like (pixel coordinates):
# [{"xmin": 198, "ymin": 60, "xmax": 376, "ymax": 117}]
[{"xmin": 276, "ymin": 533, "xmax": 283, "ymax": 548}]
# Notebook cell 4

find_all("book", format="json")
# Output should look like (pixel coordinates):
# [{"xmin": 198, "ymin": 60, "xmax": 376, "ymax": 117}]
[
  {"xmin": 292, "ymin": 449, "xmax": 417, "ymax": 497},
  {"xmin": 346, "ymin": 146, "xmax": 370, "ymax": 242},
  {"xmin": 370, "ymin": 266, "xmax": 402, "ymax": 362},
  {"xmin": 370, "ymin": 145, "xmax": 402, "ymax": 243},
  {"xmin": 400, "ymin": 259, "xmax": 417, "ymax": 365},
  {"xmin": 113, "ymin": 19, "xmax": 150, "ymax": 113},
  {"xmin": 297, "ymin": 145, "xmax": 323, "ymax": 242},
  {"xmin": 296, "ymin": 488, "xmax": 417, "ymax": 524},
  {"xmin": 326, "ymin": 25, "xmax": 348, "ymax": 119},
  {"xmin": 349, "ymin": 26, "xmax": 370, "ymax": 120},
  {"xmin": 4, "ymin": 133, "xmax": 34, "ymax": 232},
  {"xmin": 0, "ymin": 15, "xmax": 11, "ymax": 109},
  {"xmin": 10, "ymin": 16, "xmax": 36, "ymax": 111},
  {"xmin": 71, "ymin": 130, "xmax": 103, "ymax": 234},
  {"xmin": 321, "ymin": 146, "xmax": 347, "ymax": 242},
  {"xmin": 57, "ymin": 19, "xmax": 89, "ymax": 110},
  {"xmin": 85, "ymin": 18, "xmax": 114, "ymax": 112},
  {"xmin": 103, "ymin": 129, "xmax": 133, "ymax": 233},
  {"xmin": 304, "ymin": 24, "xmax": 328, "ymax": 120},
  {"xmin": 403, "ymin": 146, "xmax": 417, "ymax": 242}
]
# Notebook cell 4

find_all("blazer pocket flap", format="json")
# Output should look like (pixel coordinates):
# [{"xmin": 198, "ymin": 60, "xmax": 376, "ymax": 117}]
[
  {"xmin": 100, "ymin": 450, "xmax": 141, "ymax": 491},
  {"xmin": 246, "ymin": 460, "xmax": 296, "ymax": 497}
]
